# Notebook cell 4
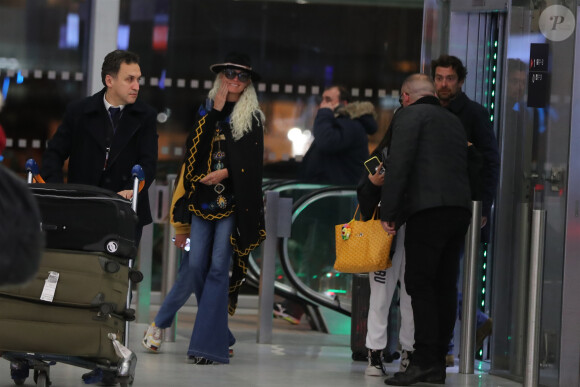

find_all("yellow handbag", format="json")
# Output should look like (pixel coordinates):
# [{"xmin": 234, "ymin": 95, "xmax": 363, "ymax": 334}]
[{"xmin": 334, "ymin": 206, "xmax": 393, "ymax": 273}]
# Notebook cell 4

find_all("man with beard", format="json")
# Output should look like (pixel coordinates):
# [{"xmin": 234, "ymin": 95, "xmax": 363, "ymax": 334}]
[
  {"xmin": 431, "ymin": 55, "xmax": 500, "ymax": 365},
  {"xmin": 431, "ymin": 55, "xmax": 500, "ymax": 231}
]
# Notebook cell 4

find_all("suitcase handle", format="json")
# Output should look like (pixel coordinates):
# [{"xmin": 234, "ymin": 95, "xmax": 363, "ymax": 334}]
[
  {"xmin": 130, "ymin": 165, "xmax": 145, "ymax": 212},
  {"xmin": 25, "ymin": 158, "xmax": 45, "ymax": 184}
]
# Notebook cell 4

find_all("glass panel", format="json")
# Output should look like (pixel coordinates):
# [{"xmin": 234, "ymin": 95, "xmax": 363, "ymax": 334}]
[
  {"xmin": 0, "ymin": 0, "xmax": 90, "ymax": 172},
  {"xmin": 491, "ymin": 1, "xmax": 574, "ymax": 385}
]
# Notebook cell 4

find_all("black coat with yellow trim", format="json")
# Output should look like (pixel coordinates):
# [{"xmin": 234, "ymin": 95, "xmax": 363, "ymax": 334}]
[{"xmin": 171, "ymin": 103, "xmax": 266, "ymax": 314}]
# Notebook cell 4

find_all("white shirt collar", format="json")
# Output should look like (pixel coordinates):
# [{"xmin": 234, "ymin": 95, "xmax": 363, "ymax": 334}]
[{"xmin": 103, "ymin": 93, "xmax": 125, "ymax": 111}]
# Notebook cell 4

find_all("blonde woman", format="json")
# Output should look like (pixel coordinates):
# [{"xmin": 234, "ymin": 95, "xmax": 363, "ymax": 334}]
[{"xmin": 143, "ymin": 53, "xmax": 266, "ymax": 364}]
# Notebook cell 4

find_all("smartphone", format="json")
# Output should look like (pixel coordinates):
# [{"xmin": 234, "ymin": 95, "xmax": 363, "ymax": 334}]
[{"xmin": 364, "ymin": 156, "xmax": 384, "ymax": 175}]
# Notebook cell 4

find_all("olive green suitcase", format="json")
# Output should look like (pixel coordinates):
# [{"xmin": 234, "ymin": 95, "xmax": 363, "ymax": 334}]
[
  {"xmin": 0, "ymin": 249, "xmax": 130, "ymax": 315},
  {"xmin": 0, "ymin": 296, "xmax": 124, "ymax": 362}
]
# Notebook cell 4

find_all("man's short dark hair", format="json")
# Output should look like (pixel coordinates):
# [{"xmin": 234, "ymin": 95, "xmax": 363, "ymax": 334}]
[
  {"xmin": 330, "ymin": 85, "xmax": 351, "ymax": 103},
  {"xmin": 0, "ymin": 165, "xmax": 43, "ymax": 287},
  {"xmin": 431, "ymin": 55, "xmax": 468, "ymax": 82},
  {"xmin": 101, "ymin": 50, "xmax": 140, "ymax": 87}
]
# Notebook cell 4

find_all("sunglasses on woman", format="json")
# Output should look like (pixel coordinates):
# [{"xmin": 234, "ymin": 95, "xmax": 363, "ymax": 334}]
[{"xmin": 222, "ymin": 68, "xmax": 251, "ymax": 83}]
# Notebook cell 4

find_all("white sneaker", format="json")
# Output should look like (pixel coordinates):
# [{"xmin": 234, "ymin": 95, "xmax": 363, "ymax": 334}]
[
  {"xmin": 142, "ymin": 323, "xmax": 162, "ymax": 353},
  {"xmin": 400, "ymin": 349, "xmax": 413, "ymax": 372},
  {"xmin": 365, "ymin": 349, "xmax": 386, "ymax": 376}
]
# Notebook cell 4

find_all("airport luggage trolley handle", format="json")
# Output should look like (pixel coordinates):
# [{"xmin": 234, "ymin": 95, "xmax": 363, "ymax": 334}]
[
  {"xmin": 25, "ymin": 159, "xmax": 44, "ymax": 184},
  {"xmin": 125, "ymin": 164, "xmax": 145, "ymax": 344}
]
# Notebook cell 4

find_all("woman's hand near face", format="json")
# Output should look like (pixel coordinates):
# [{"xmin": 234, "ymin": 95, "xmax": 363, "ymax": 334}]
[{"xmin": 213, "ymin": 75, "xmax": 228, "ymax": 111}]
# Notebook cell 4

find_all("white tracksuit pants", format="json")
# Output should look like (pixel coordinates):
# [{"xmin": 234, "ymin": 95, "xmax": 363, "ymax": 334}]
[{"xmin": 365, "ymin": 225, "xmax": 414, "ymax": 352}]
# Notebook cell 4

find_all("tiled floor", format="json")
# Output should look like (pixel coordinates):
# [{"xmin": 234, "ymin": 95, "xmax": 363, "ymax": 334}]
[{"xmin": 0, "ymin": 305, "xmax": 523, "ymax": 387}]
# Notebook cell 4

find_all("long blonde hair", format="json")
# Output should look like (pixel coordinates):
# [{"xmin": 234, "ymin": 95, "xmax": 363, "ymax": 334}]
[{"xmin": 208, "ymin": 75, "xmax": 266, "ymax": 141}]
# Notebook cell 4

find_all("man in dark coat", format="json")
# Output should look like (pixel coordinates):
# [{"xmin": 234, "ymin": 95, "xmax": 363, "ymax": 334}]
[
  {"xmin": 300, "ymin": 85, "xmax": 378, "ymax": 185},
  {"xmin": 431, "ymin": 55, "xmax": 500, "ymax": 239},
  {"xmin": 381, "ymin": 74, "xmax": 472, "ymax": 386},
  {"xmin": 431, "ymin": 55, "xmax": 499, "ymax": 363},
  {"xmin": 41, "ymin": 50, "xmax": 158, "ymax": 242}
]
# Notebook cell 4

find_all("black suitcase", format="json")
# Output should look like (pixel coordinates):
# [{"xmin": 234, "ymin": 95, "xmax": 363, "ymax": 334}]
[
  {"xmin": 351, "ymin": 273, "xmax": 371, "ymax": 360},
  {"xmin": 29, "ymin": 183, "xmax": 138, "ymax": 258},
  {"xmin": 351, "ymin": 273, "xmax": 402, "ymax": 362}
]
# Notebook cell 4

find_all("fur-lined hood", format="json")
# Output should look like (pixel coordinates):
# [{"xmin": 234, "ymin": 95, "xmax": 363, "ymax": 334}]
[
  {"xmin": 335, "ymin": 101, "xmax": 377, "ymax": 120},
  {"xmin": 335, "ymin": 101, "xmax": 378, "ymax": 135}
]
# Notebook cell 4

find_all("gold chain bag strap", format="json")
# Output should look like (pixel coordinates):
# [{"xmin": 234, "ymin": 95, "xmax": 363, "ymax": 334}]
[{"xmin": 334, "ymin": 205, "xmax": 393, "ymax": 273}]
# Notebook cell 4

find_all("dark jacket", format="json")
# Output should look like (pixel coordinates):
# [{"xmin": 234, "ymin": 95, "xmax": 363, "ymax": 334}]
[
  {"xmin": 301, "ymin": 101, "xmax": 378, "ymax": 185},
  {"xmin": 171, "ymin": 101, "xmax": 266, "ymax": 315},
  {"xmin": 380, "ymin": 96, "xmax": 471, "ymax": 226},
  {"xmin": 447, "ymin": 92, "xmax": 500, "ymax": 220},
  {"xmin": 41, "ymin": 88, "xmax": 158, "ymax": 226},
  {"xmin": 356, "ymin": 109, "xmax": 400, "ymax": 221}
]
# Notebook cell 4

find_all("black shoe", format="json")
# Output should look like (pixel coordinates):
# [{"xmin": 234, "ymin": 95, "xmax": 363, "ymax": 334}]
[
  {"xmin": 384, "ymin": 364, "xmax": 445, "ymax": 386},
  {"xmin": 187, "ymin": 355, "xmax": 215, "ymax": 365}
]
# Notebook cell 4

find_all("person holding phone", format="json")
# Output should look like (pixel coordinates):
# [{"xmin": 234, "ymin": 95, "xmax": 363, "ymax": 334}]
[
  {"xmin": 357, "ymin": 109, "xmax": 415, "ymax": 377},
  {"xmin": 142, "ymin": 53, "xmax": 266, "ymax": 365}
]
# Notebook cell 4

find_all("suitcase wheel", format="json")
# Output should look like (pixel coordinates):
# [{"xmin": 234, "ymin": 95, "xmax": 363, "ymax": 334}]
[
  {"xmin": 10, "ymin": 361, "xmax": 29, "ymax": 386},
  {"xmin": 123, "ymin": 308, "xmax": 136, "ymax": 321},
  {"xmin": 128, "ymin": 269, "xmax": 144, "ymax": 283},
  {"xmin": 33, "ymin": 369, "xmax": 50, "ymax": 387}
]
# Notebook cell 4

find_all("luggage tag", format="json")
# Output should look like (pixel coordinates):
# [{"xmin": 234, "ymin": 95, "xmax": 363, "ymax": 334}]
[{"xmin": 40, "ymin": 271, "xmax": 60, "ymax": 302}]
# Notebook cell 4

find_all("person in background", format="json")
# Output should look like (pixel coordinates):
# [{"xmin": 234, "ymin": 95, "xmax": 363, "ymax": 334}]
[
  {"xmin": 300, "ymin": 85, "xmax": 378, "ymax": 184},
  {"xmin": 275, "ymin": 84, "xmax": 379, "ymax": 325},
  {"xmin": 357, "ymin": 117, "xmax": 415, "ymax": 377},
  {"xmin": 41, "ymin": 50, "xmax": 158, "ymax": 244},
  {"xmin": 381, "ymin": 74, "xmax": 471, "ymax": 386},
  {"xmin": 431, "ymin": 55, "xmax": 500, "ymax": 365},
  {"xmin": 142, "ymin": 52, "xmax": 266, "ymax": 365}
]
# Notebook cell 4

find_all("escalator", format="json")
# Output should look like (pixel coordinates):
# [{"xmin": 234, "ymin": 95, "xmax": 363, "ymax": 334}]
[{"xmin": 247, "ymin": 180, "xmax": 358, "ymax": 333}]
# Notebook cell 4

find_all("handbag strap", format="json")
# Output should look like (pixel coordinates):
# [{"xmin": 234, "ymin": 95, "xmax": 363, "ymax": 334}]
[
  {"xmin": 352, "ymin": 205, "xmax": 380, "ymax": 221},
  {"xmin": 371, "ymin": 207, "xmax": 379, "ymax": 220},
  {"xmin": 352, "ymin": 205, "xmax": 361, "ymax": 221}
]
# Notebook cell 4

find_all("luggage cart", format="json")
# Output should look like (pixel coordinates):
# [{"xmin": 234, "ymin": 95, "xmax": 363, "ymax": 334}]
[{"xmin": 0, "ymin": 160, "xmax": 145, "ymax": 386}]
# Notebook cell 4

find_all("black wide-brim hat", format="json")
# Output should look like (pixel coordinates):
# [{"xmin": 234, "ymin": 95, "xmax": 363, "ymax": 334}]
[{"xmin": 209, "ymin": 52, "xmax": 260, "ymax": 82}]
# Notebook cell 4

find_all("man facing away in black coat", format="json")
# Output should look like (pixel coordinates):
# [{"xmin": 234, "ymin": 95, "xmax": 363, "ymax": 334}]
[
  {"xmin": 41, "ymin": 50, "xmax": 158, "ymax": 243},
  {"xmin": 381, "ymin": 74, "xmax": 472, "ymax": 386},
  {"xmin": 431, "ymin": 55, "xmax": 500, "ymax": 363}
]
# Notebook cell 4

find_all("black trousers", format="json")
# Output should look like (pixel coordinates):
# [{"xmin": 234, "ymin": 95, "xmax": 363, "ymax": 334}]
[{"xmin": 403, "ymin": 206, "xmax": 471, "ymax": 368}]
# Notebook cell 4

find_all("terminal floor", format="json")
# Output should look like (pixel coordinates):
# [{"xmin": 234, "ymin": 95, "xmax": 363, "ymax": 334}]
[{"xmin": 0, "ymin": 306, "xmax": 523, "ymax": 387}]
